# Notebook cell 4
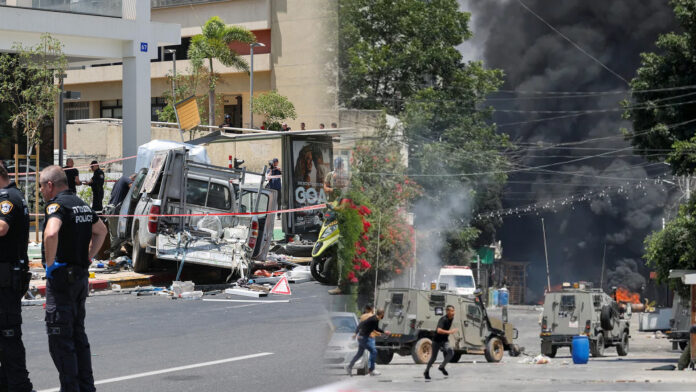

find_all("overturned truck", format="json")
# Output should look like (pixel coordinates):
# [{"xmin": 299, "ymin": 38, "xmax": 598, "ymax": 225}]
[
  {"xmin": 116, "ymin": 148, "xmax": 277, "ymax": 279},
  {"xmin": 374, "ymin": 288, "xmax": 520, "ymax": 364}
]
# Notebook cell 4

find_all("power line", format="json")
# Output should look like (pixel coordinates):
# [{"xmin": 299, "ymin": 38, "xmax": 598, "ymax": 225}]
[{"xmin": 516, "ymin": 0, "xmax": 629, "ymax": 85}]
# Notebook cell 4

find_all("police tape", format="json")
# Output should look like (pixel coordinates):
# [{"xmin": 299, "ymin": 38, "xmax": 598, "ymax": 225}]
[
  {"xmin": 7, "ymin": 155, "xmax": 138, "ymax": 177},
  {"xmin": 30, "ymin": 203, "xmax": 328, "ymax": 218},
  {"xmin": 98, "ymin": 203, "xmax": 327, "ymax": 218}
]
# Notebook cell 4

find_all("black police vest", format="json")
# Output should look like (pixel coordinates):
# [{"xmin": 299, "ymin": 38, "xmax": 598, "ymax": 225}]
[
  {"xmin": 43, "ymin": 190, "xmax": 98, "ymax": 268},
  {"xmin": 0, "ymin": 183, "xmax": 29, "ymax": 263}
]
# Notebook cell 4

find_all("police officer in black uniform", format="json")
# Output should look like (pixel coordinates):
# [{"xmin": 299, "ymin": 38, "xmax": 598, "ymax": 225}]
[
  {"xmin": 0, "ymin": 165, "xmax": 34, "ymax": 392},
  {"xmin": 40, "ymin": 166, "xmax": 107, "ymax": 392},
  {"xmin": 86, "ymin": 161, "xmax": 104, "ymax": 213}
]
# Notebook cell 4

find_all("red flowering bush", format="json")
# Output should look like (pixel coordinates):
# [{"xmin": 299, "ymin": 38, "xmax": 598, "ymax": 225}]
[{"xmin": 335, "ymin": 126, "xmax": 421, "ymax": 297}]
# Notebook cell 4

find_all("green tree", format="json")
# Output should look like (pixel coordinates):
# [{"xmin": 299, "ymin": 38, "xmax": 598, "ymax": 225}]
[
  {"xmin": 623, "ymin": 0, "xmax": 696, "ymax": 175},
  {"xmin": 644, "ymin": 196, "xmax": 696, "ymax": 296},
  {"xmin": 339, "ymin": 0, "xmax": 471, "ymax": 114},
  {"xmin": 188, "ymin": 16, "xmax": 255, "ymax": 126},
  {"xmin": 624, "ymin": 0, "xmax": 696, "ymax": 292},
  {"xmin": 0, "ymin": 34, "xmax": 66, "ymax": 197},
  {"xmin": 252, "ymin": 91, "xmax": 297, "ymax": 130},
  {"xmin": 339, "ymin": 0, "xmax": 510, "ymax": 263},
  {"xmin": 402, "ymin": 71, "xmax": 510, "ymax": 263}
]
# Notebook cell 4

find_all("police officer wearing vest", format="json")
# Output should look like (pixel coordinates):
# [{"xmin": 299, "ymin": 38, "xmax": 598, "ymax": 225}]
[
  {"xmin": 0, "ymin": 165, "xmax": 34, "ymax": 392},
  {"xmin": 40, "ymin": 166, "xmax": 107, "ymax": 392}
]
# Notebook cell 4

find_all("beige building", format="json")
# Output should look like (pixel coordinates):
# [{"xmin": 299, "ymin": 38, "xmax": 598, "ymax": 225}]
[{"xmin": 59, "ymin": 0, "xmax": 339, "ymax": 155}]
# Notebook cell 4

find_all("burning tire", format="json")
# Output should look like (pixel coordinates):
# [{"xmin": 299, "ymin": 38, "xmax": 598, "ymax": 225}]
[
  {"xmin": 411, "ymin": 338, "xmax": 432, "ymax": 364},
  {"xmin": 484, "ymin": 336, "xmax": 505, "ymax": 363}
]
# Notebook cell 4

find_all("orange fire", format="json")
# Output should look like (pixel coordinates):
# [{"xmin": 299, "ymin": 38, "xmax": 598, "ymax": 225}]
[{"xmin": 615, "ymin": 287, "xmax": 640, "ymax": 304}]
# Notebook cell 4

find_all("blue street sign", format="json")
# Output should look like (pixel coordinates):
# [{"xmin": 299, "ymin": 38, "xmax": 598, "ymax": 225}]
[{"xmin": 140, "ymin": 42, "xmax": 148, "ymax": 53}]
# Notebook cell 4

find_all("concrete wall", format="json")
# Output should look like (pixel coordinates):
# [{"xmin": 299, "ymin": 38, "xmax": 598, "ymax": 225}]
[
  {"xmin": 151, "ymin": 0, "xmax": 272, "ymax": 35},
  {"xmin": 270, "ymin": 0, "xmax": 339, "ymax": 130},
  {"xmin": 66, "ymin": 123, "xmax": 281, "ymax": 173}
]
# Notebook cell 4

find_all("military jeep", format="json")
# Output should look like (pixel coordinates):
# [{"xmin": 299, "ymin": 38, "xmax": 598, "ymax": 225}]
[
  {"xmin": 374, "ymin": 287, "xmax": 520, "ymax": 365},
  {"xmin": 540, "ymin": 284, "xmax": 631, "ymax": 358}
]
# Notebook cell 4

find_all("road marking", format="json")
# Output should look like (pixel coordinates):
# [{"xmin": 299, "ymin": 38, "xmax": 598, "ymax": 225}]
[
  {"xmin": 37, "ymin": 352, "xmax": 273, "ymax": 392},
  {"xmin": 203, "ymin": 299, "xmax": 290, "ymax": 303}
]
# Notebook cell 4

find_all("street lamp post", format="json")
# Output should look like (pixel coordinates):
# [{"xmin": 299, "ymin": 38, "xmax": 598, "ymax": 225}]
[
  {"xmin": 165, "ymin": 49, "xmax": 177, "ymax": 101},
  {"xmin": 249, "ymin": 42, "xmax": 265, "ymax": 129},
  {"xmin": 58, "ymin": 73, "xmax": 66, "ymax": 167}
]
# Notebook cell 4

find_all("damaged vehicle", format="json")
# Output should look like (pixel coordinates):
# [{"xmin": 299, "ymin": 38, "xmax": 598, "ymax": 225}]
[
  {"xmin": 540, "ymin": 283, "xmax": 631, "ymax": 358},
  {"xmin": 324, "ymin": 312, "xmax": 370, "ymax": 375},
  {"xmin": 117, "ymin": 148, "xmax": 276, "ymax": 279},
  {"xmin": 373, "ymin": 287, "xmax": 520, "ymax": 365}
]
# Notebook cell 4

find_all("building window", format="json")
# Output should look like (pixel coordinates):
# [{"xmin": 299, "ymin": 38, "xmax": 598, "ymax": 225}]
[
  {"xmin": 100, "ymin": 99, "xmax": 122, "ymax": 119},
  {"xmin": 64, "ymin": 102, "xmax": 89, "ymax": 121},
  {"xmin": 151, "ymin": 97, "xmax": 167, "ymax": 121}
]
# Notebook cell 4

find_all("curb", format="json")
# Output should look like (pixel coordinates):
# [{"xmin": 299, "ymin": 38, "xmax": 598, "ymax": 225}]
[
  {"xmin": 35, "ymin": 279, "xmax": 110, "ymax": 297},
  {"xmin": 33, "ymin": 275, "xmax": 154, "ymax": 296}
]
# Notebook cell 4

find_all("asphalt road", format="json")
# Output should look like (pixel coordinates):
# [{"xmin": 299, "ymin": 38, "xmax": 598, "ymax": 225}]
[
  {"xmin": 315, "ymin": 305, "xmax": 695, "ymax": 392},
  {"xmin": 20, "ymin": 282, "xmax": 332, "ymax": 392}
]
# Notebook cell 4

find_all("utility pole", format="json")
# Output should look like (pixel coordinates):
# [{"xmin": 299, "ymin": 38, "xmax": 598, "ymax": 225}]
[
  {"xmin": 600, "ymin": 242, "xmax": 607, "ymax": 290},
  {"xmin": 542, "ymin": 218, "xmax": 551, "ymax": 292}
]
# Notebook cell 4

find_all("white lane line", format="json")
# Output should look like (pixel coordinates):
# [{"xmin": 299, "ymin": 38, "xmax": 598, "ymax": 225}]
[
  {"xmin": 203, "ymin": 299, "xmax": 290, "ymax": 303},
  {"xmin": 37, "ymin": 352, "xmax": 273, "ymax": 392}
]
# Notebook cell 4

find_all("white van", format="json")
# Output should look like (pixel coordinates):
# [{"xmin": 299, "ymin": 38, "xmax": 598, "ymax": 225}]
[{"xmin": 437, "ymin": 266, "xmax": 476, "ymax": 296}]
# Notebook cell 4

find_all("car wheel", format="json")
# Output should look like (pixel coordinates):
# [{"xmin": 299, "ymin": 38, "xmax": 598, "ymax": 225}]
[
  {"xmin": 484, "ymin": 336, "xmax": 505, "ymax": 363},
  {"xmin": 591, "ymin": 333, "xmax": 605, "ymax": 357},
  {"xmin": 411, "ymin": 338, "xmax": 432, "ymax": 364},
  {"xmin": 132, "ymin": 228, "xmax": 152, "ymax": 273},
  {"xmin": 542, "ymin": 344, "xmax": 556, "ymax": 358},
  {"xmin": 616, "ymin": 332, "xmax": 629, "ymax": 356},
  {"xmin": 376, "ymin": 350, "xmax": 394, "ymax": 364}
]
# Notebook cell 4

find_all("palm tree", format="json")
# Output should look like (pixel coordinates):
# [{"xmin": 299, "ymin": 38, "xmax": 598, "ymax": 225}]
[{"xmin": 188, "ymin": 16, "xmax": 255, "ymax": 126}]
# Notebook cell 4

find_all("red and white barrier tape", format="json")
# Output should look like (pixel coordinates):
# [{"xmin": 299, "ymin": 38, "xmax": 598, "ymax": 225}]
[{"xmin": 31, "ymin": 203, "xmax": 326, "ymax": 218}]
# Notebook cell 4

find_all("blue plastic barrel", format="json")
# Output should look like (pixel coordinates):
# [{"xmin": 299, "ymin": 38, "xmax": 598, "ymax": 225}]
[
  {"xmin": 498, "ymin": 288, "xmax": 509, "ymax": 306},
  {"xmin": 571, "ymin": 335, "xmax": 589, "ymax": 364},
  {"xmin": 491, "ymin": 289, "xmax": 499, "ymax": 306}
]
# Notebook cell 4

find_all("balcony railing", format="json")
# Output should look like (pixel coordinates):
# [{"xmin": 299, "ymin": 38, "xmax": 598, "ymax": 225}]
[
  {"xmin": 0, "ymin": 0, "xmax": 123, "ymax": 18},
  {"xmin": 151, "ymin": 0, "xmax": 229, "ymax": 8}
]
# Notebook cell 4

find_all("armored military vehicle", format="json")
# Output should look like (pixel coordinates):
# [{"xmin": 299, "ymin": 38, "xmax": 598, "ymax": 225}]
[
  {"xmin": 540, "ymin": 283, "xmax": 631, "ymax": 358},
  {"xmin": 373, "ymin": 287, "xmax": 520, "ymax": 364}
]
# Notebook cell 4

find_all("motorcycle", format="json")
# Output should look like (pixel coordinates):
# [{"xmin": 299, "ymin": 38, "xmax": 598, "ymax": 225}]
[{"xmin": 310, "ymin": 203, "xmax": 340, "ymax": 284}]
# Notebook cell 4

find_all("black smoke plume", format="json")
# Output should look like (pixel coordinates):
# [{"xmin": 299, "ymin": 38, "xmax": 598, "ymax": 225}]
[{"xmin": 460, "ymin": 0, "xmax": 680, "ymax": 301}]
